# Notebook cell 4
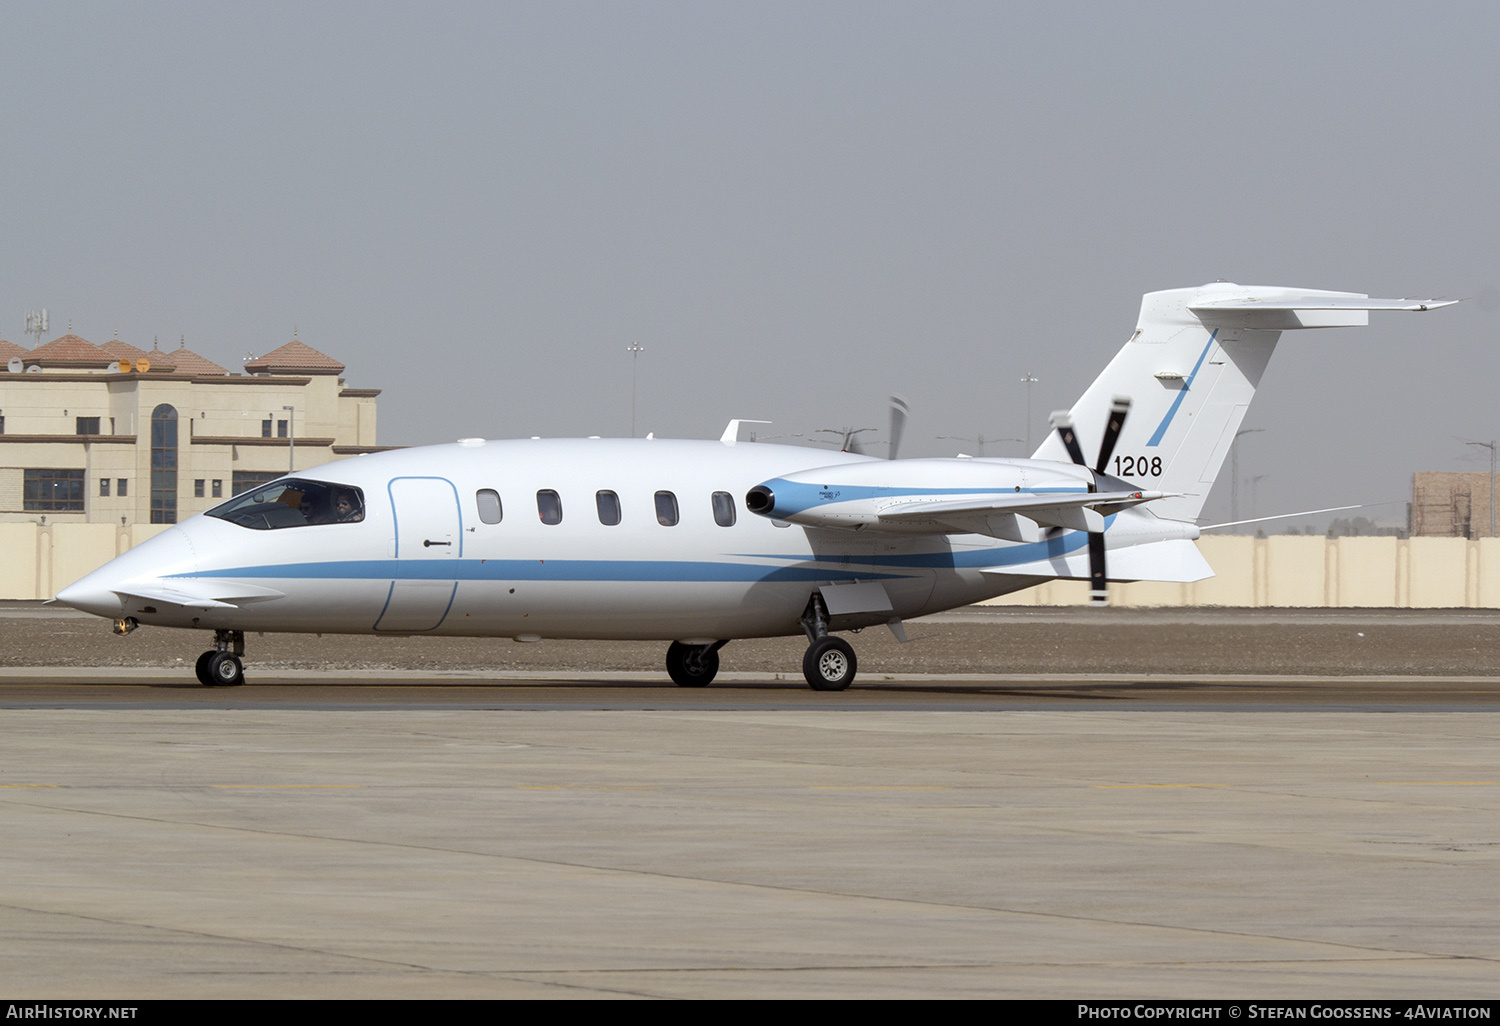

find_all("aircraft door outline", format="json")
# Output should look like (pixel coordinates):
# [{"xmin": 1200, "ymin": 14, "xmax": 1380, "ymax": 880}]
[{"xmin": 374, "ymin": 476, "xmax": 463, "ymax": 632}]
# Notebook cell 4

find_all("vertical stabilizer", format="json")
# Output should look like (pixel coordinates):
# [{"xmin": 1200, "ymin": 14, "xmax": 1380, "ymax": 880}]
[{"xmin": 1031, "ymin": 283, "xmax": 1451, "ymax": 522}]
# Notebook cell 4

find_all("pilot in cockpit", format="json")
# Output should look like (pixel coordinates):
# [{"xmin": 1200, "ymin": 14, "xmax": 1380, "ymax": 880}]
[{"xmin": 333, "ymin": 490, "xmax": 363, "ymax": 523}]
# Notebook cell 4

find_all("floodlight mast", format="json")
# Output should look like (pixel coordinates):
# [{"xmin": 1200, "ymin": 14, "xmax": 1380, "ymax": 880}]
[
  {"xmin": 1465, "ymin": 439, "xmax": 1497, "ymax": 537},
  {"xmin": 627, "ymin": 341, "xmax": 645, "ymax": 437}
]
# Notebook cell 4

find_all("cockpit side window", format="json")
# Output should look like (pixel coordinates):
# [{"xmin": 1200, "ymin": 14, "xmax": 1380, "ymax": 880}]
[{"xmin": 206, "ymin": 479, "xmax": 365, "ymax": 530}]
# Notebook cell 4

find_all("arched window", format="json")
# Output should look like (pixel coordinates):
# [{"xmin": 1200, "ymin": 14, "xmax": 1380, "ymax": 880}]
[{"xmin": 150, "ymin": 404, "xmax": 178, "ymax": 524}]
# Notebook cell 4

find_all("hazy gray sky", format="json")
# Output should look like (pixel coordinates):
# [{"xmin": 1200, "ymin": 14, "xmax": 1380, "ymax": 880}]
[{"xmin": 3, "ymin": 1, "xmax": 1497, "ymax": 527}]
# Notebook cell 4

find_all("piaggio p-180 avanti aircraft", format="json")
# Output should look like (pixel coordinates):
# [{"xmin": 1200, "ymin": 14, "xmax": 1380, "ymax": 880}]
[{"xmin": 57, "ymin": 282, "xmax": 1451, "ymax": 689}]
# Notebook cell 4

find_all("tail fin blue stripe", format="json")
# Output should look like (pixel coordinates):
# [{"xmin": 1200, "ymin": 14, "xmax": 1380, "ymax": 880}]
[{"xmin": 1146, "ymin": 330, "xmax": 1218, "ymax": 447}]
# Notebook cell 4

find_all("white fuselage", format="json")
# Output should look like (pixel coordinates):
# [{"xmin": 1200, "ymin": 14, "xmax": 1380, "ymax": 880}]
[{"xmin": 56, "ymin": 437, "xmax": 1191, "ymax": 640}]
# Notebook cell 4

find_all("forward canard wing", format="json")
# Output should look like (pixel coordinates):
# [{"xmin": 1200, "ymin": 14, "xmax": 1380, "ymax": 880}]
[{"xmin": 110, "ymin": 579, "xmax": 286, "ymax": 612}]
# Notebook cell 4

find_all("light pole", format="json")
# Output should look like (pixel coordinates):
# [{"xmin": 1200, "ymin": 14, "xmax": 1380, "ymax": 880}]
[
  {"xmin": 1020, "ymin": 373, "xmax": 1039, "ymax": 453},
  {"xmin": 1231, "ymin": 428, "xmax": 1264, "ymax": 528},
  {"xmin": 626, "ymin": 341, "xmax": 645, "ymax": 437},
  {"xmin": 282, "ymin": 405, "xmax": 295, "ymax": 474},
  {"xmin": 1465, "ymin": 439, "xmax": 1497, "ymax": 537}
]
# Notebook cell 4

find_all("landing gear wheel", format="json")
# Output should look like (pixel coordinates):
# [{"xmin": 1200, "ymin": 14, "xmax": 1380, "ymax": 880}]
[
  {"xmin": 803, "ymin": 636, "xmax": 857, "ymax": 691},
  {"xmin": 666, "ymin": 641, "xmax": 721, "ymax": 687},
  {"xmin": 205, "ymin": 652, "xmax": 245, "ymax": 687},
  {"xmin": 194, "ymin": 651, "xmax": 216, "ymax": 687}
]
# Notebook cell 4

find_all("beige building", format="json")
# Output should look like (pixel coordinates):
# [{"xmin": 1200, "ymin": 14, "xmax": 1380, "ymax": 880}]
[
  {"xmin": 1, "ymin": 331, "xmax": 384, "ymax": 526},
  {"xmin": 1410, "ymin": 471, "xmax": 1498, "ymax": 539}
]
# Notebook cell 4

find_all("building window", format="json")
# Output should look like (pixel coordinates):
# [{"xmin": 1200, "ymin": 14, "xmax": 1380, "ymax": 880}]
[
  {"xmin": 23, "ymin": 469, "xmax": 85, "ymax": 512},
  {"xmin": 712, "ymin": 491, "xmax": 737, "ymax": 527},
  {"xmin": 117, "ymin": 479, "xmax": 127, "ymax": 497},
  {"xmin": 277, "ymin": 419, "xmax": 288, "ymax": 438},
  {"xmin": 476, "ymin": 489, "xmax": 502, "ymax": 524},
  {"xmin": 150, "ymin": 404, "xmax": 178, "ymax": 524},
  {"xmin": 194, "ymin": 479, "xmax": 205, "ymax": 498},
  {"xmin": 261, "ymin": 420, "xmax": 272, "ymax": 438},
  {"xmin": 596, "ymin": 490, "xmax": 621, "ymax": 526},
  {"xmin": 232, "ymin": 471, "xmax": 282, "ymax": 496},
  {"xmin": 654, "ymin": 490, "xmax": 679, "ymax": 526},
  {"xmin": 212, "ymin": 479, "xmax": 222, "ymax": 498},
  {"xmin": 75, "ymin": 417, "xmax": 100, "ymax": 435},
  {"xmin": 0, "ymin": 415, "xmax": 5, "ymax": 434},
  {"xmin": 537, "ymin": 489, "xmax": 562, "ymax": 525},
  {"xmin": 100, "ymin": 478, "xmax": 111, "ymax": 497}
]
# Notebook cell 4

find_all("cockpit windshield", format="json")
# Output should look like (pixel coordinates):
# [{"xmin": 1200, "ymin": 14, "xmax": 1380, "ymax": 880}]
[{"xmin": 206, "ymin": 479, "xmax": 366, "ymax": 530}]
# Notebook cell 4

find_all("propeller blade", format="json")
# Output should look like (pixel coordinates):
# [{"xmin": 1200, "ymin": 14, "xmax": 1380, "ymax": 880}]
[
  {"xmin": 1094, "ymin": 396, "xmax": 1131, "ymax": 473},
  {"xmin": 1050, "ymin": 411, "xmax": 1087, "ymax": 466},
  {"xmin": 1088, "ymin": 531, "xmax": 1108, "ymax": 605},
  {"xmin": 887, "ymin": 394, "xmax": 909, "ymax": 460}
]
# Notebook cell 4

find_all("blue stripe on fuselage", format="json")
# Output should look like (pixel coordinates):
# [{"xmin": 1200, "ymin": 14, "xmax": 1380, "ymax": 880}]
[{"xmin": 168, "ymin": 527, "xmax": 1102, "ymax": 585}]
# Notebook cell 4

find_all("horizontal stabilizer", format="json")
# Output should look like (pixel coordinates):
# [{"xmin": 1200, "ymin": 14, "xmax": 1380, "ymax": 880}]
[
  {"xmin": 1187, "ymin": 291, "xmax": 1456, "ymax": 330},
  {"xmin": 981, "ymin": 538, "xmax": 1213, "ymax": 584}
]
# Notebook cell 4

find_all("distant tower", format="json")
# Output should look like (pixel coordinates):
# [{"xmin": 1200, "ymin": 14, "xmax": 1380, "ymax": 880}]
[{"xmin": 24, "ymin": 309, "xmax": 48, "ymax": 348}]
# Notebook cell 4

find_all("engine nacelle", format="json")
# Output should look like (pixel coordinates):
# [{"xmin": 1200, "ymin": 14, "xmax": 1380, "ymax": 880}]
[{"xmin": 746, "ymin": 457, "xmax": 1101, "ymax": 533}]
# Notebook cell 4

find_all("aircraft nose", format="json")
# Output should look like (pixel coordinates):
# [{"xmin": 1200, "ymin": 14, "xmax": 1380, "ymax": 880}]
[
  {"xmin": 54, "ymin": 525, "xmax": 199, "ymax": 618},
  {"xmin": 54, "ymin": 575, "xmax": 125, "ymax": 618}
]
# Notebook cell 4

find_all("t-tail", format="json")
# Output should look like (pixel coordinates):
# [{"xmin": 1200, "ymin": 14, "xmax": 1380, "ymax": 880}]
[{"xmin": 1031, "ymin": 282, "xmax": 1455, "ymax": 522}]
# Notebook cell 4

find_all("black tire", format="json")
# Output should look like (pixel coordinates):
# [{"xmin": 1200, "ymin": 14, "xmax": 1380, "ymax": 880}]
[
  {"xmin": 666, "ymin": 641, "xmax": 720, "ymax": 687},
  {"xmin": 803, "ymin": 637, "xmax": 857, "ymax": 691},
  {"xmin": 194, "ymin": 651, "xmax": 216, "ymax": 687},
  {"xmin": 205, "ymin": 652, "xmax": 245, "ymax": 687}
]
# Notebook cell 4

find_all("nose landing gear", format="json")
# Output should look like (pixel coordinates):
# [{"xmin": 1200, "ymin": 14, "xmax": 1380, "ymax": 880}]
[{"xmin": 195, "ymin": 630, "xmax": 245, "ymax": 687}]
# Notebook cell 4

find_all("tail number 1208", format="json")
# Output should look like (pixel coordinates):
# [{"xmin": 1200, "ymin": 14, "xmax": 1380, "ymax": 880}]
[{"xmin": 1113, "ymin": 456, "xmax": 1162, "ymax": 478}]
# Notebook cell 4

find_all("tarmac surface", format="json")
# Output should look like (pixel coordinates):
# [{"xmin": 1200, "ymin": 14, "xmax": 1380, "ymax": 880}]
[{"xmin": 2, "ymin": 604, "xmax": 1498, "ymax": 998}]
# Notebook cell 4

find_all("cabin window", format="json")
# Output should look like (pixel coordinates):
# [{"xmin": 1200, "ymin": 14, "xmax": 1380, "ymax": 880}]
[
  {"xmin": 654, "ymin": 490, "xmax": 679, "ymax": 526},
  {"xmin": 207, "ymin": 479, "xmax": 365, "ymax": 530},
  {"xmin": 712, "ymin": 491, "xmax": 736, "ymax": 527},
  {"xmin": 537, "ymin": 489, "xmax": 563, "ymax": 525},
  {"xmin": 596, "ymin": 490, "xmax": 621, "ymax": 526},
  {"xmin": 476, "ymin": 489, "xmax": 503, "ymax": 524}
]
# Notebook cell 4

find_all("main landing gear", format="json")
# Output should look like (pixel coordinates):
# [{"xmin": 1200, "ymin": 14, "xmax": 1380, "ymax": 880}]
[
  {"xmin": 663, "ymin": 596, "xmax": 863, "ymax": 691},
  {"xmin": 666, "ymin": 640, "xmax": 728, "ymax": 687},
  {"xmin": 799, "ymin": 593, "xmax": 856, "ymax": 691},
  {"xmin": 195, "ymin": 629, "xmax": 246, "ymax": 687}
]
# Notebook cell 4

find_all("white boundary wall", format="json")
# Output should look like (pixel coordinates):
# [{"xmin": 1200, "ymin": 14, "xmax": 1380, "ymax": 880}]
[
  {"xmin": 986, "ymin": 535, "xmax": 1500, "ymax": 607},
  {"xmin": 5, "ymin": 529, "xmax": 1499, "ymax": 607}
]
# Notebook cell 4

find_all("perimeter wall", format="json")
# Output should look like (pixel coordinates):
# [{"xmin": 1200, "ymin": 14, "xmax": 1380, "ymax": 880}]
[{"xmin": 4, "ymin": 527, "xmax": 1498, "ymax": 608}]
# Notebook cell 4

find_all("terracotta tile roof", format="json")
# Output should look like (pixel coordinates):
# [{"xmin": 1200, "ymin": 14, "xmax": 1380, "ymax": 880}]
[
  {"xmin": 27, "ymin": 333, "xmax": 115, "ymax": 367},
  {"xmin": 100, "ymin": 339, "xmax": 152, "ymax": 363},
  {"xmin": 167, "ymin": 346, "xmax": 228, "ymax": 376},
  {"xmin": 0, "ymin": 339, "xmax": 27, "ymax": 362},
  {"xmin": 143, "ymin": 345, "xmax": 180, "ymax": 373},
  {"xmin": 244, "ymin": 337, "xmax": 345, "ymax": 375}
]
